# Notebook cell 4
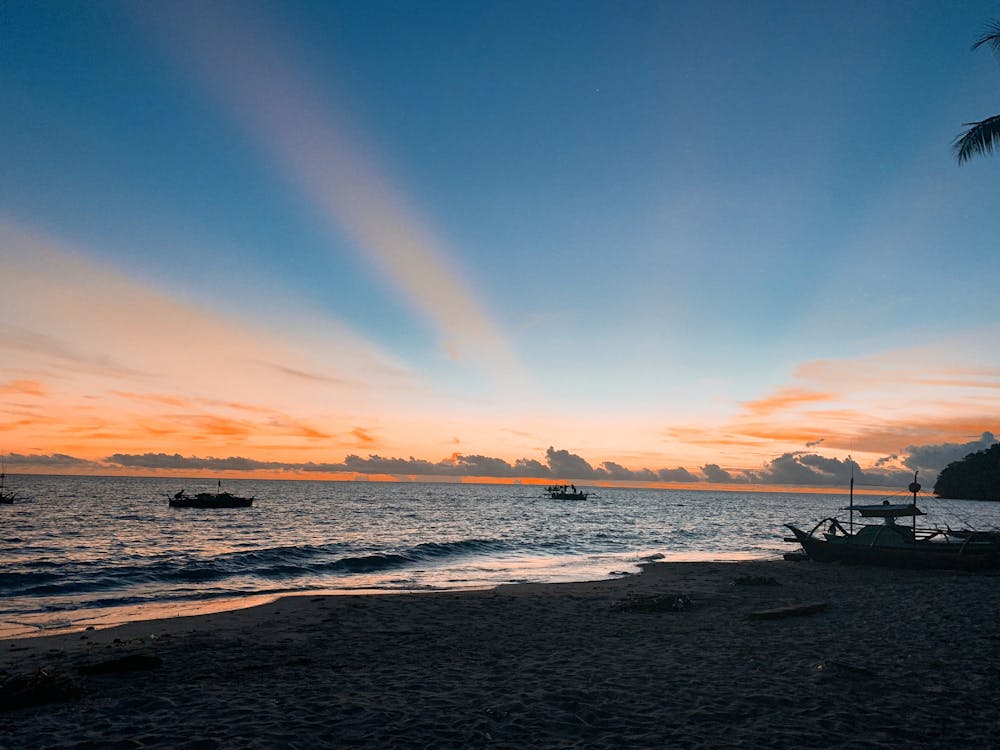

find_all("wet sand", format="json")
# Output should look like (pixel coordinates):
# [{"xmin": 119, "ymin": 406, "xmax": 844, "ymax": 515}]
[{"xmin": 2, "ymin": 559, "xmax": 998, "ymax": 749}]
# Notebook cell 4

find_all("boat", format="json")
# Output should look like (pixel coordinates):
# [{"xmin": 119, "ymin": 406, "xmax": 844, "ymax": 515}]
[
  {"xmin": 785, "ymin": 472, "xmax": 1000, "ymax": 570},
  {"xmin": 169, "ymin": 482, "xmax": 253, "ymax": 509},
  {"xmin": 0, "ymin": 457, "xmax": 22, "ymax": 504},
  {"xmin": 544, "ymin": 484, "xmax": 589, "ymax": 500}
]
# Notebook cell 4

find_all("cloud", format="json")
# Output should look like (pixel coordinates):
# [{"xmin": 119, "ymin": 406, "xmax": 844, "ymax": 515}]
[
  {"xmin": 701, "ymin": 463, "xmax": 737, "ymax": 483},
  {"xmin": 453, "ymin": 454, "xmax": 523, "ymax": 477},
  {"xmin": 106, "ymin": 453, "xmax": 284, "ymax": 471},
  {"xmin": 683, "ymin": 339, "xmax": 1000, "ymax": 467},
  {"xmin": 741, "ymin": 388, "xmax": 835, "ymax": 417},
  {"xmin": 133, "ymin": 1, "xmax": 527, "ymax": 389},
  {"xmin": 351, "ymin": 427, "xmax": 377, "ymax": 446},
  {"xmin": 545, "ymin": 447, "xmax": 596, "ymax": 479},
  {"xmin": 44, "ymin": 433, "xmax": 997, "ymax": 489},
  {"xmin": 0, "ymin": 220, "xmax": 433, "ymax": 460},
  {"xmin": 262, "ymin": 364, "xmax": 357, "ymax": 387},
  {"xmin": 597, "ymin": 462, "xmax": 660, "ymax": 482},
  {"xmin": 341, "ymin": 454, "xmax": 439, "ymax": 475},
  {"xmin": 656, "ymin": 467, "xmax": 698, "ymax": 482},
  {"xmin": 746, "ymin": 452, "xmax": 860, "ymax": 486},
  {"xmin": 113, "ymin": 391, "xmax": 193, "ymax": 408},
  {"xmin": 512, "ymin": 458, "xmax": 551, "ymax": 477},
  {"xmin": 0, "ymin": 379, "xmax": 48, "ymax": 397},
  {"xmin": 743, "ymin": 452, "xmax": 914, "ymax": 487},
  {"xmin": 99, "ymin": 446, "xmax": 703, "ymax": 483},
  {"xmin": 0, "ymin": 326, "xmax": 148, "ymax": 380},
  {"xmin": 7, "ymin": 453, "xmax": 100, "ymax": 468},
  {"xmin": 903, "ymin": 432, "xmax": 997, "ymax": 473}
]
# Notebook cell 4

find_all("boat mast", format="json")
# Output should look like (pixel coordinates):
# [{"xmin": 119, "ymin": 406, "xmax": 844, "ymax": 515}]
[
  {"xmin": 849, "ymin": 457, "xmax": 855, "ymax": 535},
  {"xmin": 909, "ymin": 470, "xmax": 920, "ymax": 535}
]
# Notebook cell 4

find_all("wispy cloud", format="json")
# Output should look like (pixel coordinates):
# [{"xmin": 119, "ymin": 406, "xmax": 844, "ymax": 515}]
[
  {"xmin": 133, "ymin": 1, "xmax": 527, "ymax": 391},
  {"xmin": 740, "ymin": 387, "xmax": 835, "ymax": 417},
  {"xmin": 671, "ymin": 337, "xmax": 1000, "ymax": 466},
  {"xmin": 0, "ymin": 379, "xmax": 48, "ymax": 397},
  {"xmin": 261, "ymin": 364, "xmax": 357, "ymax": 388},
  {"xmin": 0, "ymin": 219, "xmax": 426, "ymax": 459},
  {"xmin": 0, "ymin": 326, "xmax": 149, "ymax": 380}
]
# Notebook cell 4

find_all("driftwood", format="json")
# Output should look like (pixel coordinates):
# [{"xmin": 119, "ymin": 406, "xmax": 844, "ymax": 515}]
[{"xmin": 748, "ymin": 602, "xmax": 827, "ymax": 620}]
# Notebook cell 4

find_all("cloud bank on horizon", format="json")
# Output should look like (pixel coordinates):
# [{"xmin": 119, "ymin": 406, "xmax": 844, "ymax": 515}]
[{"xmin": 8, "ymin": 432, "xmax": 996, "ymax": 488}]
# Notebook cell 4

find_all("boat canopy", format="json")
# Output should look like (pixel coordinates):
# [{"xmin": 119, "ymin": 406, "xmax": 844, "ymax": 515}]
[{"xmin": 845, "ymin": 503, "xmax": 925, "ymax": 518}]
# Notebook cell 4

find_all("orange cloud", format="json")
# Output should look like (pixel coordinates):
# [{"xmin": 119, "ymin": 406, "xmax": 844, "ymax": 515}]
[
  {"xmin": 0, "ymin": 220, "xmax": 445, "ymax": 463},
  {"xmin": 113, "ymin": 391, "xmax": 193, "ymax": 408},
  {"xmin": 653, "ymin": 336, "xmax": 1000, "ymax": 474},
  {"xmin": 740, "ymin": 387, "xmax": 835, "ymax": 417},
  {"xmin": 0, "ymin": 379, "xmax": 47, "ymax": 397},
  {"xmin": 351, "ymin": 427, "xmax": 377, "ymax": 446}
]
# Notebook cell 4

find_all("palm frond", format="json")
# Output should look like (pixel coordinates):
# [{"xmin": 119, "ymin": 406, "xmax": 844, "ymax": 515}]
[
  {"xmin": 953, "ymin": 114, "xmax": 1000, "ymax": 163},
  {"xmin": 971, "ymin": 20, "xmax": 1000, "ymax": 54}
]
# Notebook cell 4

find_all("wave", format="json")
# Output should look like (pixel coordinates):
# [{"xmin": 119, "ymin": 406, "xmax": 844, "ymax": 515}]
[{"xmin": 1, "ymin": 538, "xmax": 517, "ymax": 599}]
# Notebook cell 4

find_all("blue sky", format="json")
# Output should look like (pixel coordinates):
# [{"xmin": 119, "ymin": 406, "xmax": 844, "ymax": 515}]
[{"xmin": 2, "ymin": 1, "xmax": 999, "ymax": 483}]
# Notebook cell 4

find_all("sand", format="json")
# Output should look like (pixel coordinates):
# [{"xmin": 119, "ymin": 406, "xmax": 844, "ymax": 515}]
[{"xmin": 2, "ymin": 559, "xmax": 999, "ymax": 749}]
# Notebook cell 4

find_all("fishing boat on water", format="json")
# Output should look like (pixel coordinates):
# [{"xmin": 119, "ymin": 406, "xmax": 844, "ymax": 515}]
[
  {"xmin": 544, "ymin": 484, "xmax": 589, "ymax": 500},
  {"xmin": 785, "ymin": 472, "xmax": 1000, "ymax": 570},
  {"xmin": 0, "ymin": 457, "xmax": 22, "ymax": 504},
  {"xmin": 169, "ymin": 481, "xmax": 253, "ymax": 509}
]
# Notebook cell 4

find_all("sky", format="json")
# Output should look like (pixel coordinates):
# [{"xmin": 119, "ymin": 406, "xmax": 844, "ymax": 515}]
[{"xmin": 2, "ymin": 0, "xmax": 999, "ymax": 487}]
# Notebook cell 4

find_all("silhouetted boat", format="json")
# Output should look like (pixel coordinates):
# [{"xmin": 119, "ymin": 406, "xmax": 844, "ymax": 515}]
[
  {"xmin": 0, "ymin": 457, "xmax": 21, "ymax": 504},
  {"xmin": 785, "ymin": 472, "xmax": 1000, "ymax": 570},
  {"xmin": 169, "ymin": 482, "xmax": 253, "ymax": 509},
  {"xmin": 545, "ymin": 484, "xmax": 589, "ymax": 500}
]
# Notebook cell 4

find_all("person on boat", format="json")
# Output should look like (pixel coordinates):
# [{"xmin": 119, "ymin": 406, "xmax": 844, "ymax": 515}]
[{"xmin": 571, "ymin": 484, "xmax": 576, "ymax": 493}]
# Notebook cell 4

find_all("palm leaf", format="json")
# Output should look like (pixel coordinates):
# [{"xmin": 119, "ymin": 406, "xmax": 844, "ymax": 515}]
[
  {"xmin": 971, "ymin": 20, "xmax": 1000, "ymax": 54},
  {"xmin": 954, "ymin": 114, "xmax": 1000, "ymax": 163}
]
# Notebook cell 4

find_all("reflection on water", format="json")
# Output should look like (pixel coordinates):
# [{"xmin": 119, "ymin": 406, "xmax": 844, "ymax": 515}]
[{"xmin": 1, "ymin": 475, "xmax": 996, "ymax": 637}]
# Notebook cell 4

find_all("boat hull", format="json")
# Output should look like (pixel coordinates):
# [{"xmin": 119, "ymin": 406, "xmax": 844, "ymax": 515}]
[
  {"xmin": 169, "ymin": 494, "xmax": 253, "ymax": 509},
  {"xmin": 786, "ymin": 525, "xmax": 1000, "ymax": 571}
]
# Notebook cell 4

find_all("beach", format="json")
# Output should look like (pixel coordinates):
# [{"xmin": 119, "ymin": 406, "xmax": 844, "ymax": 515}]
[{"xmin": 2, "ymin": 559, "xmax": 998, "ymax": 749}]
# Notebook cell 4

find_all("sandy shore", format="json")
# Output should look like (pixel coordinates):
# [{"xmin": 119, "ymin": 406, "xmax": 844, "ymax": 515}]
[{"xmin": 2, "ymin": 559, "xmax": 999, "ymax": 749}]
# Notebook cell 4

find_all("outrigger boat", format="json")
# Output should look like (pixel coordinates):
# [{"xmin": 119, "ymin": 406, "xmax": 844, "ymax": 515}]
[
  {"xmin": 544, "ymin": 484, "xmax": 589, "ymax": 500},
  {"xmin": 169, "ymin": 481, "xmax": 253, "ymax": 509},
  {"xmin": 785, "ymin": 472, "xmax": 1000, "ymax": 570}
]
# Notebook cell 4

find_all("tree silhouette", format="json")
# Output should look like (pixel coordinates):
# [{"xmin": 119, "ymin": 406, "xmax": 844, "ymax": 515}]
[
  {"xmin": 933, "ymin": 443, "xmax": 1000, "ymax": 500},
  {"xmin": 954, "ymin": 20, "xmax": 1000, "ymax": 164}
]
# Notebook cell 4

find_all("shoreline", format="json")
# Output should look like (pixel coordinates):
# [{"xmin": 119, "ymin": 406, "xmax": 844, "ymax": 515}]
[
  {"xmin": 0, "ymin": 550, "xmax": 774, "ymax": 641},
  {"xmin": 3, "ymin": 558, "xmax": 999, "ymax": 748}
]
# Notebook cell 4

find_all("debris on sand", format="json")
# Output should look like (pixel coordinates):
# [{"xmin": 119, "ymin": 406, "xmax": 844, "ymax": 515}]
[{"xmin": 1, "ymin": 668, "xmax": 83, "ymax": 710}]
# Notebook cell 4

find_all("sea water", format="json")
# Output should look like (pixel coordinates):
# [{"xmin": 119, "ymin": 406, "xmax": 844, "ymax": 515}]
[{"xmin": 1, "ymin": 475, "xmax": 996, "ymax": 636}]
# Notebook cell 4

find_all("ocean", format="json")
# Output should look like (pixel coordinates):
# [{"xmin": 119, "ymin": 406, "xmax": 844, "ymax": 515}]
[{"xmin": 2, "ymin": 474, "xmax": 996, "ymax": 637}]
